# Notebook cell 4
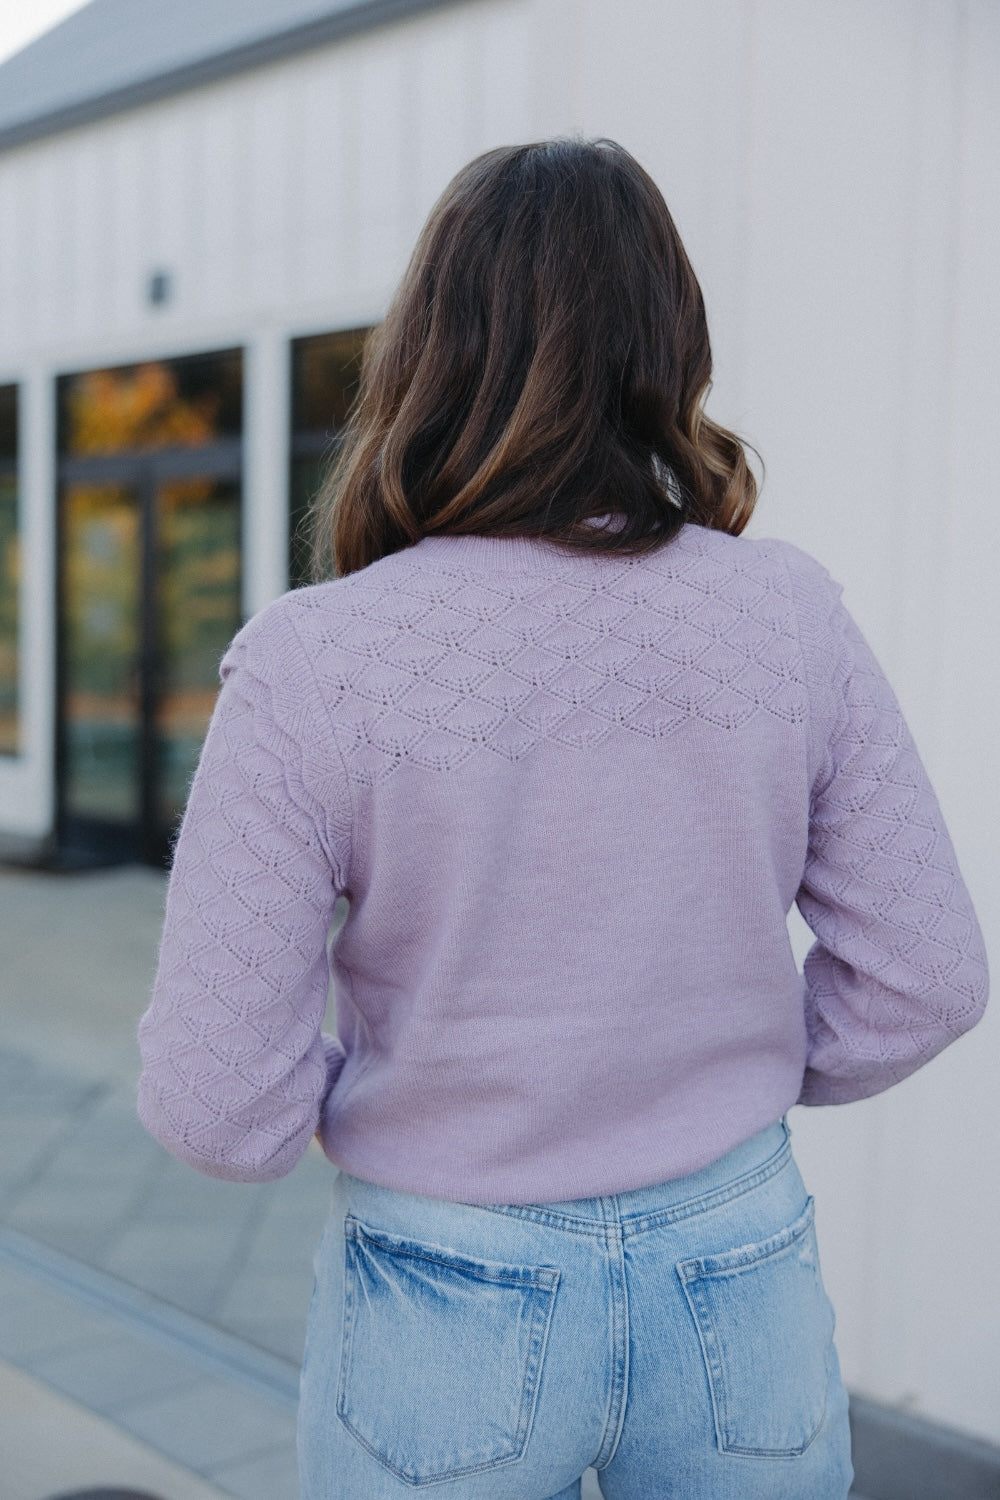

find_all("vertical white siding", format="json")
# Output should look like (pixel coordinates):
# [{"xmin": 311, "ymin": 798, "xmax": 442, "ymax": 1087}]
[
  {"xmin": 248, "ymin": 75, "xmax": 294, "ymax": 311},
  {"xmin": 410, "ymin": 22, "xmax": 467, "ymax": 202},
  {"xmin": 105, "ymin": 128, "xmax": 148, "ymax": 332},
  {"xmin": 354, "ymin": 43, "xmax": 412, "ymax": 294},
  {"xmin": 0, "ymin": 158, "xmax": 22, "ymax": 348},
  {"xmin": 244, "ymin": 328, "xmax": 292, "ymax": 615},
  {"xmin": 195, "ymin": 96, "xmax": 249, "ymax": 318},
  {"xmin": 0, "ymin": 0, "xmax": 995, "ymax": 1443},
  {"xmin": 882, "ymin": 0, "xmax": 1000, "ymax": 1432},
  {"xmin": 290, "ymin": 54, "xmax": 353, "ymax": 306},
  {"xmin": 477, "ymin": 1, "xmax": 534, "ymax": 150}
]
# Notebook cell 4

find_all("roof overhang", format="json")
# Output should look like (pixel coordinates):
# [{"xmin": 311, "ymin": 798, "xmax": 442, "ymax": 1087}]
[{"xmin": 0, "ymin": 0, "xmax": 467, "ymax": 154}]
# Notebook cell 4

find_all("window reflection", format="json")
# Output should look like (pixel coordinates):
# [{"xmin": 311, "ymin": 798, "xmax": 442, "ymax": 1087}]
[
  {"xmin": 289, "ymin": 328, "xmax": 370, "ymax": 587},
  {"xmin": 292, "ymin": 327, "xmax": 368, "ymax": 433},
  {"xmin": 0, "ymin": 384, "xmax": 18, "ymax": 756},
  {"xmin": 157, "ymin": 477, "xmax": 242, "ymax": 828},
  {"xmin": 59, "ymin": 349, "xmax": 242, "ymax": 457},
  {"xmin": 62, "ymin": 483, "xmax": 142, "ymax": 824}
]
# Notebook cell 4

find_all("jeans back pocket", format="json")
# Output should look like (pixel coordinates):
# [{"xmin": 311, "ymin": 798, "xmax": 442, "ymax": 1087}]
[
  {"xmin": 676, "ymin": 1196, "xmax": 835, "ymax": 1457},
  {"xmin": 337, "ymin": 1214, "xmax": 560, "ymax": 1486}
]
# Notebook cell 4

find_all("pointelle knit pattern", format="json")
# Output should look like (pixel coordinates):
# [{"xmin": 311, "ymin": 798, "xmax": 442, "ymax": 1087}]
[{"xmin": 136, "ymin": 524, "xmax": 989, "ymax": 1201}]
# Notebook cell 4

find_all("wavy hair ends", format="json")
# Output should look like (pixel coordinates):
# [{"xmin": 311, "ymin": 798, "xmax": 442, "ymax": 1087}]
[{"xmin": 311, "ymin": 138, "xmax": 759, "ymax": 580}]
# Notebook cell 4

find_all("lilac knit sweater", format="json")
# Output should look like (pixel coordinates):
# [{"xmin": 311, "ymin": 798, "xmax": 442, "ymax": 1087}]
[{"xmin": 136, "ymin": 524, "xmax": 988, "ymax": 1202}]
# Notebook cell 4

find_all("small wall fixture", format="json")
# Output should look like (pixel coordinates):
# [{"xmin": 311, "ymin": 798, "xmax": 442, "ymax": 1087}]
[{"xmin": 147, "ymin": 270, "xmax": 172, "ymax": 307}]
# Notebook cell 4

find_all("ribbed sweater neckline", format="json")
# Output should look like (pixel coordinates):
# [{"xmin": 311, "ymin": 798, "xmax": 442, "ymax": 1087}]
[{"xmin": 407, "ymin": 516, "xmax": 685, "ymax": 575}]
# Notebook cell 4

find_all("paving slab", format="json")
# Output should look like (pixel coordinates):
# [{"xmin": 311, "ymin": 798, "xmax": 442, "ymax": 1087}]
[
  {"xmin": 0, "ymin": 1244, "xmax": 298, "ymax": 1500},
  {"xmin": 117, "ymin": 1377, "xmax": 298, "ymax": 1473},
  {"xmin": 0, "ymin": 1360, "xmax": 231, "ymax": 1500},
  {"xmin": 206, "ymin": 1443, "xmax": 301, "ymax": 1500},
  {"xmin": 0, "ymin": 866, "xmax": 169, "ymax": 1084},
  {"xmin": 28, "ymin": 1332, "xmax": 200, "ymax": 1417},
  {"xmin": 0, "ymin": 1266, "xmax": 117, "ymax": 1366}
]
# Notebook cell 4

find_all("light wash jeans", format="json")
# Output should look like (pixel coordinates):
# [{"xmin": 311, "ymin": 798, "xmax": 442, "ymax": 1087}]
[{"xmin": 298, "ymin": 1116, "xmax": 853, "ymax": 1499}]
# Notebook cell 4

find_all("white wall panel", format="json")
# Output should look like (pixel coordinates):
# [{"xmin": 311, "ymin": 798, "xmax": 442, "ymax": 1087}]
[
  {"xmin": 247, "ymin": 75, "xmax": 293, "ymax": 314},
  {"xmin": 410, "ymin": 15, "xmax": 479, "ymax": 220},
  {"xmin": 354, "ymin": 41, "xmax": 412, "ymax": 301},
  {"xmin": 0, "ymin": 159, "xmax": 24, "ymax": 360},
  {"xmin": 148, "ymin": 115, "xmax": 190, "ymax": 319},
  {"xmin": 192, "ymin": 95, "xmax": 249, "ymax": 322},
  {"xmin": 529, "ymin": 0, "xmax": 585, "ymax": 138},
  {"xmin": 30, "ymin": 151, "xmax": 64, "ymax": 350},
  {"xmin": 289, "ymin": 53, "xmax": 353, "ymax": 307},
  {"xmin": 105, "ymin": 128, "xmax": 148, "ymax": 335},
  {"xmin": 474, "ymin": 1, "xmax": 533, "ymax": 156},
  {"xmin": 908, "ymin": 0, "xmax": 1000, "ymax": 1431},
  {"xmin": 843, "ymin": 0, "xmax": 988, "ymax": 1424},
  {"xmin": 65, "ymin": 138, "xmax": 111, "ymax": 346}
]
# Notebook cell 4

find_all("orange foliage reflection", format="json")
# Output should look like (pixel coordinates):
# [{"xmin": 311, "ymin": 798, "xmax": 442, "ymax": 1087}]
[{"xmin": 66, "ymin": 364, "xmax": 220, "ymax": 456}]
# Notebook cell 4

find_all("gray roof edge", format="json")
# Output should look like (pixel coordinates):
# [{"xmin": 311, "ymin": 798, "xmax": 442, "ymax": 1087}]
[{"xmin": 0, "ymin": 0, "xmax": 463, "ymax": 154}]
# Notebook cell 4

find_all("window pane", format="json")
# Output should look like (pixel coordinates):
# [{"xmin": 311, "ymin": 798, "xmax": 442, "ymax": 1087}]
[
  {"xmin": 291, "ymin": 328, "xmax": 368, "ymax": 434},
  {"xmin": 289, "ymin": 329, "xmax": 370, "ymax": 588},
  {"xmin": 157, "ymin": 476, "xmax": 242, "ymax": 835},
  {"xmin": 289, "ymin": 450, "xmax": 335, "ymax": 589},
  {"xmin": 0, "ymin": 472, "xmax": 18, "ymax": 756},
  {"xmin": 58, "ymin": 349, "xmax": 243, "ymax": 457},
  {"xmin": 62, "ymin": 483, "xmax": 142, "ymax": 822},
  {"xmin": 0, "ymin": 384, "xmax": 18, "ymax": 755},
  {"xmin": 0, "ymin": 384, "xmax": 15, "ymax": 461}
]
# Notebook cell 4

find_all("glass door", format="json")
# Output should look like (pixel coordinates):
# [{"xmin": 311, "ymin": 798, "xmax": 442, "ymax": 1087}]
[
  {"xmin": 60, "ymin": 480, "xmax": 143, "ymax": 856},
  {"xmin": 56, "ymin": 348, "xmax": 243, "ymax": 867},
  {"xmin": 156, "ymin": 475, "xmax": 241, "ymax": 841},
  {"xmin": 58, "ymin": 459, "xmax": 241, "ymax": 866}
]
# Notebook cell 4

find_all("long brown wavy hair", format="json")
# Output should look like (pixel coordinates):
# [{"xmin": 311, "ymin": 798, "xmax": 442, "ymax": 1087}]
[{"xmin": 311, "ymin": 138, "xmax": 759, "ymax": 579}]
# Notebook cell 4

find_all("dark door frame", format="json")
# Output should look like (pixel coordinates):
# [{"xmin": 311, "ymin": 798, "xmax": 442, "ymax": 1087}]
[{"xmin": 55, "ymin": 438, "xmax": 242, "ymax": 867}]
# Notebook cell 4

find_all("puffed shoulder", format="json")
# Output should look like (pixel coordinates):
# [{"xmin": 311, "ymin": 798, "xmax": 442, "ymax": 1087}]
[
  {"xmin": 750, "ymin": 534, "xmax": 845, "ymax": 601},
  {"xmin": 219, "ymin": 589, "xmax": 307, "ymax": 680}
]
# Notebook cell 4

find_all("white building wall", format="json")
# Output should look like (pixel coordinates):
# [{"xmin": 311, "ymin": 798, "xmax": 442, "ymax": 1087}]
[{"xmin": 0, "ymin": 0, "xmax": 996, "ymax": 1443}]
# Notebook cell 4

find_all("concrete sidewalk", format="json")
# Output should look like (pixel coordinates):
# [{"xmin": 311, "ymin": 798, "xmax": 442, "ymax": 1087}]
[{"xmin": 0, "ymin": 1359, "xmax": 230, "ymax": 1500}]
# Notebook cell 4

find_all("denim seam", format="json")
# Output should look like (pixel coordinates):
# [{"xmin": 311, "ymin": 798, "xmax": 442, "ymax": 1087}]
[
  {"xmin": 676, "ymin": 1197, "xmax": 816, "ymax": 1279},
  {"xmin": 345, "ymin": 1216, "xmax": 560, "ymax": 1285},
  {"xmin": 466, "ymin": 1135, "xmax": 792, "ymax": 1239},
  {"xmin": 593, "ymin": 1215, "xmax": 630, "ymax": 1471}
]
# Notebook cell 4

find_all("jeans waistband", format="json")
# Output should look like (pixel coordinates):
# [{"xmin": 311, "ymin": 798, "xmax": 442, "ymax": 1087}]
[{"xmin": 341, "ymin": 1117, "xmax": 793, "ymax": 1237}]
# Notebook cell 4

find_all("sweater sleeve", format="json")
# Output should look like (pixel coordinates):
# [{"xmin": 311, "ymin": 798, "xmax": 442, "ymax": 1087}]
[
  {"xmin": 783, "ymin": 547, "xmax": 989, "ymax": 1106},
  {"xmin": 136, "ymin": 597, "xmax": 351, "ymax": 1181}
]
